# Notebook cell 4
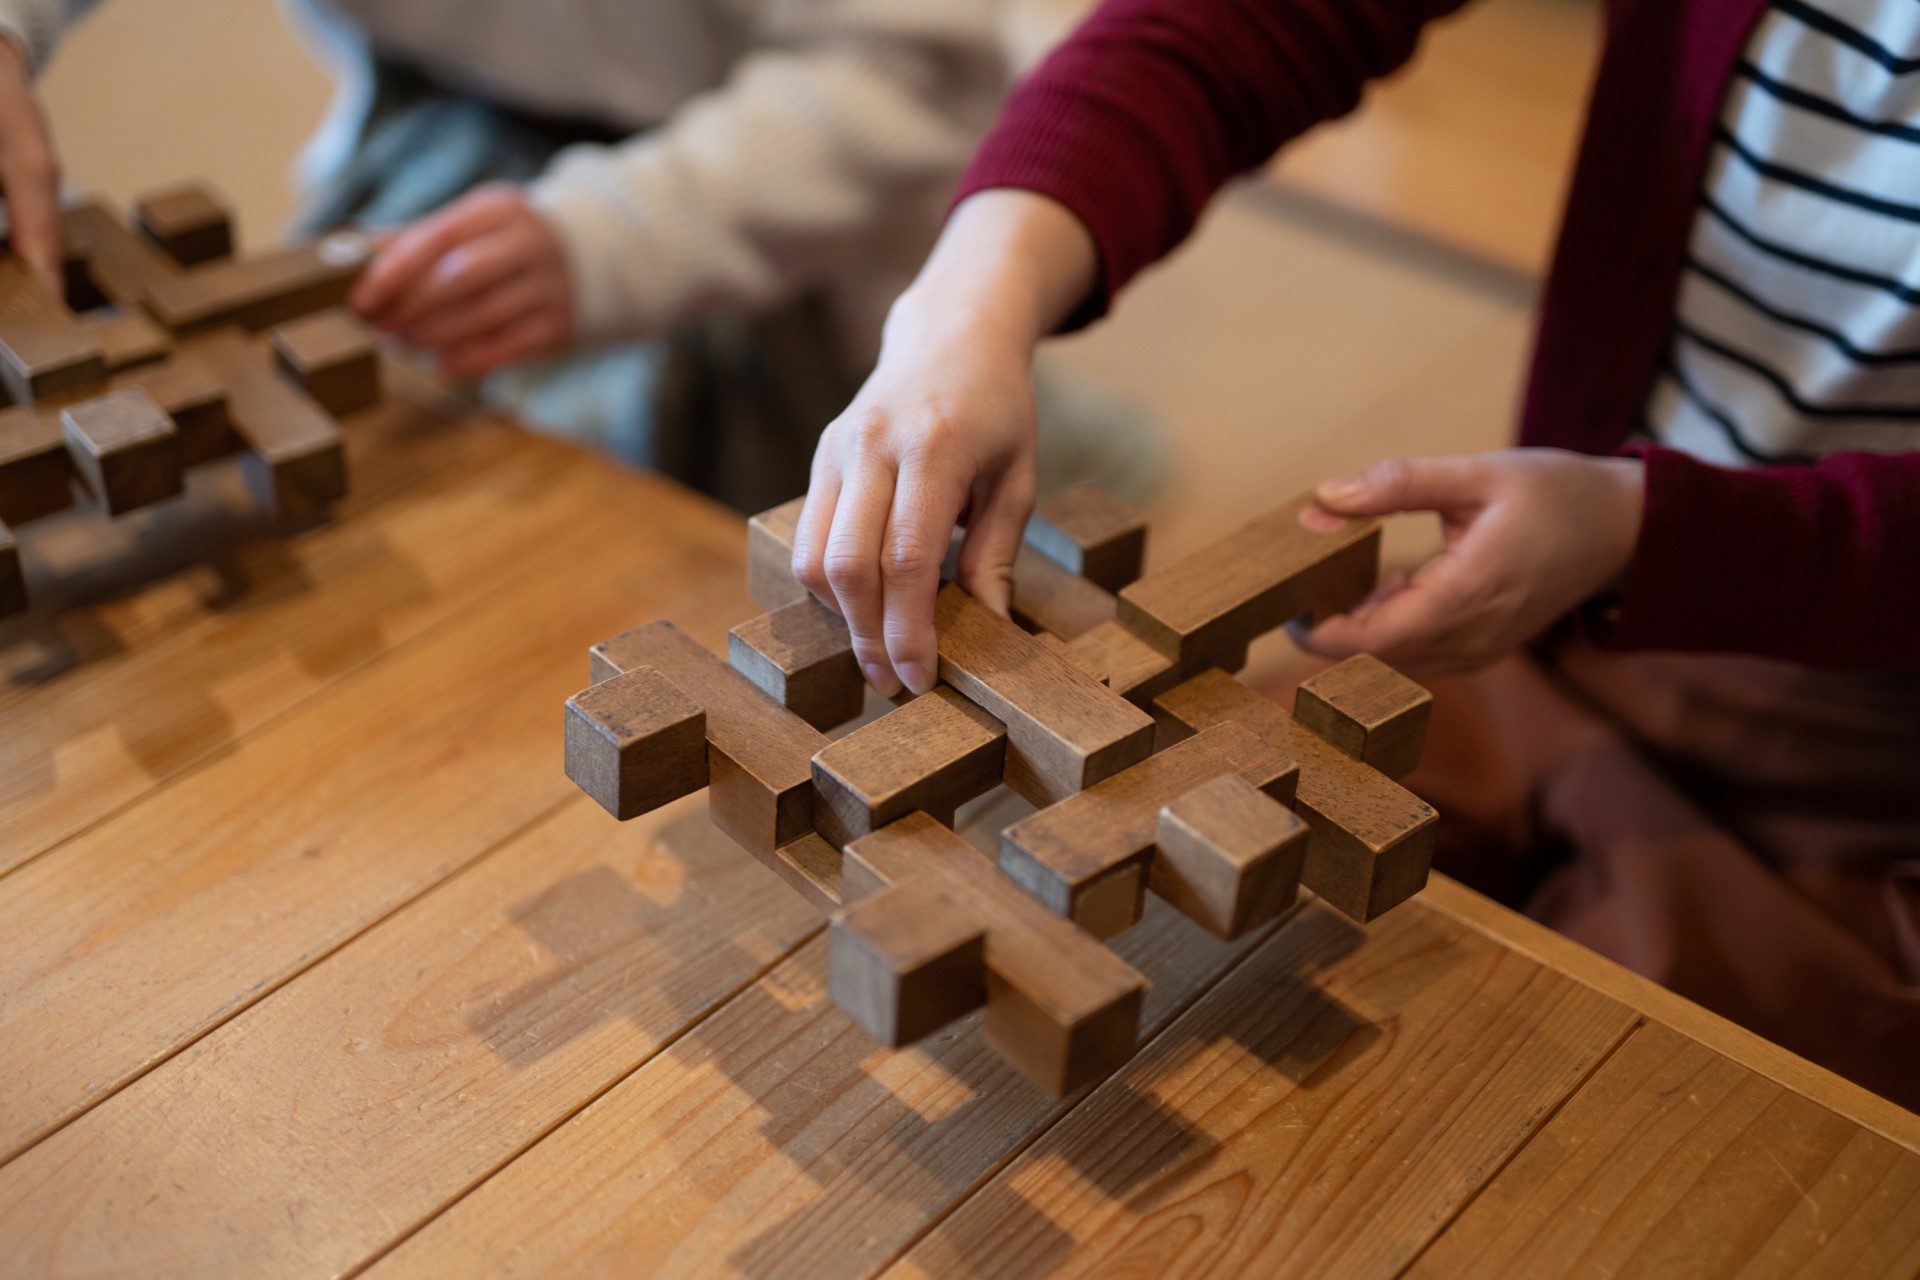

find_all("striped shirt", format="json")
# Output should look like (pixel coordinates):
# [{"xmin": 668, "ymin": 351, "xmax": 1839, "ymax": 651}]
[{"xmin": 1643, "ymin": 0, "xmax": 1920, "ymax": 467}]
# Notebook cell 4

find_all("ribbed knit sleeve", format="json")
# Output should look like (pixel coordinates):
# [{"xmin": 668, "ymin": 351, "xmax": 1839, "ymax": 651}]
[{"xmin": 955, "ymin": 0, "xmax": 1471, "ymax": 327}]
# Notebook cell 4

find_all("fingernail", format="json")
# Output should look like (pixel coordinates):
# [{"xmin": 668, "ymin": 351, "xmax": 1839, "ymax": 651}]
[
  {"xmin": 862, "ymin": 662, "xmax": 902, "ymax": 697},
  {"xmin": 1298, "ymin": 503, "xmax": 1349, "ymax": 533},
  {"xmin": 1317, "ymin": 475, "xmax": 1364, "ymax": 504},
  {"xmin": 897, "ymin": 660, "xmax": 934, "ymax": 695}
]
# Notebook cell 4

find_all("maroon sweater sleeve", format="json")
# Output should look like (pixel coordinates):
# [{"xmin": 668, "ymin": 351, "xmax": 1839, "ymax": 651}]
[
  {"xmin": 1614, "ymin": 446, "xmax": 1920, "ymax": 668},
  {"xmin": 956, "ymin": 0, "xmax": 1471, "ymax": 326}
]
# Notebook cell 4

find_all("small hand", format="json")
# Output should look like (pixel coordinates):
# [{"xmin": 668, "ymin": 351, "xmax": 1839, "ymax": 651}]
[
  {"xmin": 1296, "ymin": 449, "xmax": 1645, "ymax": 674},
  {"xmin": 0, "ymin": 36, "xmax": 64, "ymax": 289},
  {"xmin": 350, "ymin": 183, "xmax": 573, "ymax": 379}
]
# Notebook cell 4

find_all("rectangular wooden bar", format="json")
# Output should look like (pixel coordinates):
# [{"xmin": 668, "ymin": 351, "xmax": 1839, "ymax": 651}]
[
  {"xmin": 60, "ymin": 385, "xmax": 182, "ymax": 515},
  {"xmin": 0, "ymin": 403, "xmax": 73, "ymax": 523},
  {"xmin": 0, "ymin": 257, "xmax": 106, "ymax": 403},
  {"xmin": 134, "ymin": 184, "xmax": 234, "ymax": 266},
  {"xmin": 81, "ymin": 309, "xmax": 171, "ymax": 373},
  {"xmin": 811, "ymin": 685, "xmax": 1006, "ymax": 848},
  {"xmin": 726, "ymin": 595, "xmax": 863, "ymax": 731},
  {"xmin": 269, "ymin": 308, "xmax": 380, "ymax": 415},
  {"xmin": 1025, "ymin": 483, "xmax": 1147, "ymax": 591},
  {"xmin": 145, "ymin": 234, "xmax": 371, "ymax": 334},
  {"xmin": 188, "ymin": 329, "xmax": 345, "ymax": 522},
  {"xmin": 63, "ymin": 200, "xmax": 184, "ymax": 309},
  {"xmin": 1294, "ymin": 652, "xmax": 1433, "ymax": 780},
  {"xmin": 934, "ymin": 582, "xmax": 1154, "ymax": 806}
]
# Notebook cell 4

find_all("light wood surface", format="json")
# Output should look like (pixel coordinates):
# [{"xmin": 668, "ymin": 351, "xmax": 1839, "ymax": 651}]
[{"xmin": 3, "ymin": 382, "xmax": 1914, "ymax": 1279}]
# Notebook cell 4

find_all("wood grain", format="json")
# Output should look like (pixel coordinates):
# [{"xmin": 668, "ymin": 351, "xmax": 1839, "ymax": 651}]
[
  {"xmin": 888, "ymin": 900, "xmax": 1640, "ymax": 1280},
  {"xmin": 1154, "ymin": 773, "xmax": 1307, "ymax": 940},
  {"xmin": 0, "ymin": 797, "xmax": 823, "ymax": 1280},
  {"xmin": 365, "ymin": 893, "xmax": 1266, "ymax": 1280},
  {"xmin": 1010, "ymin": 544, "xmax": 1117, "ymax": 641},
  {"xmin": 727, "ymin": 595, "xmax": 864, "ymax": 732},
  {"xmin": 1406, "ymin": 1023, "xmax": 1920, "ymax": 1280},
  {"xmin": 1293, "ymin": 653, "xmax": 1432, "ymax": 780},
  {"xmin": 0, "ymin": 461, "xmax": 744, "ymax": 1160},
  {"xmin": 934, "ymin": 583, "xmax": 1154, "ymax": 806},
  {"xmin": 811, "ymin": 685, "xmax": 1006, "ymax": 848},
  {"xmin": 565, "ymin": 665, "xmax": 709, "ymax": 821},
  {"xmin": 1025, "ymin": 483, "xmax": 1147, "ymax": 592}
]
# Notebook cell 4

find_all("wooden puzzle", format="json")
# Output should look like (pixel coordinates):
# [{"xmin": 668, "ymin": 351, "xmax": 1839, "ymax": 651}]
[
  {"xmin": 0, "ymin": 181, "xmax": 382, "ymax": 617},
  {"xmin": 565, "ymin": 485, "xmax": 1439, "ymax": 1095}
]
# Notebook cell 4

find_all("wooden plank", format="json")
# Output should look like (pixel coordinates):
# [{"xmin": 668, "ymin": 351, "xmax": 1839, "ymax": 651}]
[
  {"xmin": 1155, "ymin": 773, "xmax": 1308, "ymax": 940},
  {"xmin": 594, "ymin": 620, "xmax": 830, "ymax": 856},
  {"xmin": 1419, "ymin": 874, "xmax": 1920, "ymax": 1156},
  {"xmin": 0, "ymin": 256, "xmax": 106, "ymax": 403},
  {"xmin": 1156, "ymin": 669, "xmax": 1435, "ymax": 922},
  {"xmin": 886, "ymin": 900, "xmax": 1640, "ymax": 1280},
  {"xmin": 269, "ymin": 307, "xmax": 379, "ymax": 415},
  {"xmin": 727, "ymin": 595, "xmax": 864, "ymax": 731},
  {"xmin": 1000, "ymin": 721, "xmax": 1298, "ymax": 938},
  {"xmin": 934, "ymin": 582, "xmax": 1154, "ymax": 806},
  {"xmin": 1025, "ymin": 483, "xmax": 1147, "ymax": 591},
  {"xmin": 362, "ymin": 893, "xmax": 1268, "ymax": 1280},
  {"xmin": 1406, "ymin": 1023, "xmax": 1920, "ymax": 1279},
  {"xmin": 1117, "ymin": 493, "xmax": 1379, "ymax": 666},
  {"xmin": 60, "ymin": 385, "xmax": 182, "ymax": 516},
  {"xmin": 1294, "ymin": 652, "xmax": 1432, "ymax": 780},
  {"xmin": 134, "ymin": 183, "xmax": 233, "ymax": 266},
  {"xmin": 0, "ymin": 797, "xmax": 824, "ymax": 1280},
  {"xmin": 0, "ymin": 419, "xmax": 629, "ymax": 876},
  {"xmin": 0, "ymin": 461, "xmax": 746, "ymax": 1160},
  {"xmin": 187, "ymin": 328, "xmax": 345, "ymax": 522},
  {"xmin": 810, "ymin": 685, "xmax": 1006, "ymax": 847},
  {"xmin": 144, "ymin": 233, "xmax": 372, "ymax": 334}
]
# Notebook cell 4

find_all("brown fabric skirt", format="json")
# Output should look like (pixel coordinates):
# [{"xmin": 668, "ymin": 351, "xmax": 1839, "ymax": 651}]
[{"xmin": 1400, "ymin": 639, "xmax": 1920, "ymax": 1110}]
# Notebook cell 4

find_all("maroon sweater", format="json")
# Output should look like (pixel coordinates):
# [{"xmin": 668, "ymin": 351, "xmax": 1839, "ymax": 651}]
[{"xmin": 956, "ymin": 0, "xmax": 1920, "ymax": 668}]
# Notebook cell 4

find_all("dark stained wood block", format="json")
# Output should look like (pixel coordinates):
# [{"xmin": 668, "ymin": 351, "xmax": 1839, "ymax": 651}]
[
  {"xmin": 727, "ymin": 596, "xmax": 863, "ymax": 731},
  {"xmin": 1026, "ymin": 483, "xmax": 1147, "ymax": 591},
  {"xmin": 593, "ymin": 619, "xmax": 829, "ymax": 857},
  {"xmin": 830, "ymin": 877, "xmax": 988, "ymax": 1046},
  {"xmin": 746, "ymin": 497, "xmax": 808, "ymax": 610},
  {"xmin": 1064, "ymin": 618, "xmax": 1180, "ymax": 706},
  {"xmin": 134, "ymin": 184, "xmax": 234, "ymax": 266},
  {"xmin": 1118, "ymin": 492, "xmax": 1379, "ymax": 667},
  {"xmin": 81, "ymin": 309, "xmax": 170, "ymax": 374},
  {"xmin": 1009, "ymin": 544, "xmax": 1116, "ymax": 641},
  {"xmin": 1295, "ymin": 653, "xmax": 1434, "ymax": 780},
  {"xmin": 999, "ymin": 721, "xmax": 1297, "ymax": 939},
  {"xmin": 60, "ymin": 386, "xmax": 182, "ymax": 516},
  {"xmin": 564, "ymin": 665, "xmax": 708, "ymax": 821},
  {"xmin": 845, "ymin": 812, "xmax": 1146, "ymax": 1096},
  {"xmin": 0, "ymin": 258, "xmax": 107, "ymax": 404},
  {"xmin": 62, "ymin": 201, "xmax": 183, "ymax": 310},
  {"xmin": 189, "ymin": 330, "xmax": 345, "ymax": 523},
  {"xmin": 0, "ymin": 518, "xmax": 23, "ymax": 616},
  {"xmin": 116, "ymin": 353, "xmax": 234, "ymax": 467},
  {"xmin": 1155, "ymin": 669, "xmax": 1435, "ymax": 922},
  {"xmin": 811, "ymin": 685, "xmax": 1006, "ymax": 848},
  {"xmin": 269, "ymin": 308, "xmax": 380, "ymax": 416},
  {"xmin": 1154, "ymin": 773, "xmax": 1306, "ymax": 939},
  {"xmin": 0, "ymin": 405, "xmax": 73, "ymax": 524},
  {"xmin": 145, "ymin": 232, "xmax": 372, "ymax": 335},
  {"xmin": 934, "ymin": 583, "xmax": 1154, "ymax": 807}
]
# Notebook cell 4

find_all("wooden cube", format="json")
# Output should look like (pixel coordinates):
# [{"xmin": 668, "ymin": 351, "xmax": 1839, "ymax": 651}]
[
  {"xmin": 270, "ymin": 308, "xmax": 380, "ymax": 415},
  {"xmin": 134, "ymin": 184, "xmax": 234, "ymax": 266},
  {"xmin": 1153, "ymin": 773, "xmax": 1307, "ymax": 939},
  {"xmin": 727, "ymin": 597, "xmax": 863, "ymax": 731},
  {"xmin": 1026, "ymin": 483, "xmax": 1147, "ymax": 591},
  {"xmin": 564, "ymin": 666, "xmax": 708, "ymax": 820},
  {"xmin": 830, "ymin": 879, "xmax": 987, "ymax": 1046},
  {"xmin": 1295, "ymin": 653, "xmax": 1433, "ymax": 780},
  {"xmin": 61, "ymin": 386, "xmax": 182, "ymax": 516}
]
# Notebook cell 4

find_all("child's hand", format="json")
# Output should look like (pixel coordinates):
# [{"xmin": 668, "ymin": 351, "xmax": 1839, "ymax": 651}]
[
  {"xmin": 1297, "ymin": 449, "xmax": 1644, "ymax": 674},
  {"xmin": 351, "ymin": 183, "xmax": 573, "ymax": 379},
  {"xmin": 0, "ymin": 36, "xmax": 64, "ymax": 290}
]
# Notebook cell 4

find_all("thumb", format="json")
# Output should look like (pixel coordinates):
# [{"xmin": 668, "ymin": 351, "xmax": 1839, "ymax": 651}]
[{"xmin": 1314, "ymin": 456, "xmax": 1489, "ymax": 518}]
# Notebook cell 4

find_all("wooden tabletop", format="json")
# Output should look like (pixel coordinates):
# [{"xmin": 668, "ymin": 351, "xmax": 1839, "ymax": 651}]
[{"xmin": 3, "ymin": 379, "xmax": 1918, "ymax": 1280}]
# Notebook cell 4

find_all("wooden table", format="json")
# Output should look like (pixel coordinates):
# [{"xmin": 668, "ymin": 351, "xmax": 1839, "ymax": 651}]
[{"xmin": 3, "ymin": 379, "xmax": 1918, "ymax": 1280}]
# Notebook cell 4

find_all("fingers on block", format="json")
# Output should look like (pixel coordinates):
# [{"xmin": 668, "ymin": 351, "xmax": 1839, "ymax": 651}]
[
  {"xmin": 564, "ymin": 665, "xmax": 708, "ymax": 820},
  {"xmin": 1153, "ymin": 774, "xmax": 1307, "ymax": 939},
  {"xmin": 728, "ymin": 597, "xmax": 864, "ymax": 732},
  {"xmin": 1294, "ymin": 653, "xmax": 1432, "ymax": 780},
  {"xmin": 829, "ymin": 879, "xmax": 988, "ymax": 1046}
]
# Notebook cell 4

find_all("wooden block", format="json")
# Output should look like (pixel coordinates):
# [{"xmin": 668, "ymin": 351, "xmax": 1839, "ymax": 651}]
[
  {"xmin": 1026, "ymin": 484, "xmax": 1147, "ymax": 591},
  {"xmin": 563, "ymin": 666, "xmax": 708, "ymax": 821},
  {"xmin": 829, "ymin": 877, "xmax": 988, "ymax": 1046},
  {"xmin": 1036, "ymin": 631, "xmax": 1109, "ymax": 685},
  {"xmin": 115, "ymin": 352, "xmax": 234, "ymax": 467},
  {"xmin": 0, "ymin": 405, "xmax": 72, "ymax": 523},
  {"xmin": 0, "ymin": 518, "xmax": 23, "ymax": 616},
  {"xmin": 81, "ymin": 309, "xmax": 171, "ymax": 373},
  {"xmin": 999, "ymin": 722, "xmax": 1297, "ymax": 938},
  {"xmin": 727, "ymin": 596, "xmax": 863, "ymax": 731},
  {"xmin": 0, "ymin": 258, "xmax": 106, "ymax": 403},
  {"xmin": 188, "ymin": 330, "xmax": 345, "ymax": 522},
  {"xmin": 1154, "ymin": 773, "xmax": 1306, "ymax": 939},
  {"xmin": 1118, "ymin": 492, "xmax": 1379, "ymax": 666},
  {"xmin": 1009, "ymin": 544, "xmax": 1116, "ymax": 641},
  {"xmin": 134, "ymin": 184, "xmax": 233, "ymax": 266},
  {"xmin": 1064, "ymin": 619, "xmax": 1179, "ymax": 705},
  {"xmin": 1155, "ymin": 669, "xmax": 1435, "ymax": 922},
  {"xmin": 269, "ymin": 308, "xmax": 380, "ymax": 415},
  {"xmin": 62, "ymin": 201, "xmax": 182, "ymax": 310},
  {"xmin": 593, "ymin": 620, "xmax": 829, "ymax": 856},
  {"xmin": 60, "ymin": 386, "xmax": 182, "ymax": 516},
  {"xmin": 1295, "ymin": 654, "xmax": 1433, "ymax": 780},
  {"xmin": 845, "ymin": 812, "xmax": 1146, "ymax": 1095},
  {"xmin": 746, "ymin": 497, "xmax": 808, "ymax": 610},
  {"xmin": 811, "ymin": 686, "xmax": 1006, "ymax": 848},
  {"xmin": 934, "ymin": 582, "xmax": 1154, "ymax": 807},
  {"xmin": 145, "ymin": 232, "xmax": 372, "ymax": 335}
]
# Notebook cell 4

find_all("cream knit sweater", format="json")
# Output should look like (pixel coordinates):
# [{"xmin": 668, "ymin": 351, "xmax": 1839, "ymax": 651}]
[{"xmin": 0, "ymin": 0, "xmax": 1006, "ymax": 358}]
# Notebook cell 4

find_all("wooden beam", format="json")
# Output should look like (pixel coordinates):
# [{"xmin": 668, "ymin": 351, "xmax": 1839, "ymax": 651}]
[
  {"xmin": 0, "ymin": 257, "xmax": 106, "ymax": 403},
  {"xmin": 134, "ymin": 184, "xmax": 233, "ymax": 266},
  {"xmin": 1009, "ymin": 544, "xmax": 1116, "ymax": 640},
  {"xmin": 811, "ymin": 685, "xmax": 1006, "ymax": 848},
  {"xmin": 1155, "ymin": 773, "xmax": 1307, "ymax": 939},
  {"xmin": 80, "ymin": 309, "xmax": 170, "ymax": 374},
  {"xmin": 145, "ymin": 232, "xmax": 371, "ymax": 334},
  {"xmin": 269, "ymin": 307, "xmax": 380, "ymax": 415},
  {"xmin": 187, "ymin": 329, "xmax": 345, "ymax": 523},
  {"xmin": 62, "ymin": 201, "xmax": 183, "ymax": 310},
  {"xmin": 1025, "ymin": 483, "xmax": 1147, "ymax": 591}
]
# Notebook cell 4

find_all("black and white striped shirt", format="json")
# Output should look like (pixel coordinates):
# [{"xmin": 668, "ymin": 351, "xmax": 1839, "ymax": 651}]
[{"xmin": 1643, "ymin": 0, "xmax": 1920, "ymax": 466}]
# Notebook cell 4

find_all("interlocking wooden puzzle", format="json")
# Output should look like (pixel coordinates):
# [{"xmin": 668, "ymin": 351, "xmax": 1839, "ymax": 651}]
[
  {"xmin": 0, "ymin": 181, "xmax": 382, "ymax": 616},
  {"xmin": 566, "ymin": 485, "xmax": 1439, "ymax": 1095}
]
